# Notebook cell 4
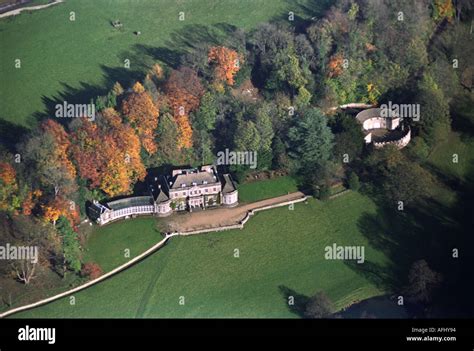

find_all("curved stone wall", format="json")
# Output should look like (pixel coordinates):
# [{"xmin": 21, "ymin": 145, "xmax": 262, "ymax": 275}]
[
  {"xmin": 356, "ymin": 107, "xmax": 411, "ymax": 149},
  {"xmin": 373, "ymin": 128, "xmax": 411, "ymax": 149}
]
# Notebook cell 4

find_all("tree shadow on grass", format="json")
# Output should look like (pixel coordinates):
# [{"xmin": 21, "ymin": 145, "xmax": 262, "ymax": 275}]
[
  {"xmin": 278, "ymin": 285, "xmax": 310, "ymax": 318},
  {"xmin": 273, "ymin": 0, "xmax": 333, "ymax": 33},
  {"xmin": 131, "ymin": 22, "xmax": 239, "ymax": 70},
  {"xmin": 27, "ymin": 22, "xmax": 241, "ymax": 130},
  {"xmin": 26, "ymin": 9, "xmax": 336, "ymax": 128},
  {"xmin": 34, "ymin": 81, "xmax": 111, "ymax": 127},
  {"xmin": 0, "ymin": 119, "xmax": 29, "ymax": 152},
  {"xmin": 346, "ymin": 160, "xmax": 474, "ymax": 317},
  {"xmin": 32, "ymin": 64, "xmax": 145, "ymax": 127}
]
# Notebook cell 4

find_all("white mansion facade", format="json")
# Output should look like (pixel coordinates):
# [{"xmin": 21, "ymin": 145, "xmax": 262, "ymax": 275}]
[{"xmin": 90, "ymin": 165, "xmax": 238, "ymax": 225}]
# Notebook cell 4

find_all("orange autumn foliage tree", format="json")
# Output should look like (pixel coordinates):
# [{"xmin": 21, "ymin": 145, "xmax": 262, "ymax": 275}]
[
  {"xmin": 99, "ymin": 109, "xmax": 146, "ymax": 196},
  {"xmin": 71, "ymin": 108, "xmax": 146, "ymax": 197},
  {"xmin": 121, "ymin": 82, "xmax": 159, "ymax": 154},
  {"xmin": 132, "ymin": 81, "xmax": 145, "ymax": 94},
  {"xmin": 0, "ymin": 161, "xmax": 19, "ymax": 213},
  {"xmin": 208, "ymin": 46, "xmax": 242, "ymax": 86},
  {"xmin": 165, "ymin": 67, "xmax": 204, "ymax": 149},
  {"xmin": 0, "ymin": 161, "xmax": 16, "ymax": 185},
  {"xmin": 71, "ymin": 119, "xmax": 102, "ymax": 187},
  {"xmin": 35, "ymin": 119, "xmax": 78, "ymax": 199},
  {"xmin": 175, "ymin": 115, "xmax": 194, "ymax": 149},
  {"xmin": 41, "ymin": 119, "xmax": 77, "ymax": 181},
  {"xmin": 147, "ymin": 63, "xmax": 164, "ymax": 81},
  {"xmin": 433, "ymin": 0, "xmax": 455, "ymax": 22},
  {"xmin": 327, "ymin": 53, "xmax": 344, "ymax": 78},
  {"xmin": 21, "ymin": 189, "xmax": 42, "ymax": 216},
  {"xmin": 42, "ymin": 196, "xmax": 80, "ymax": 226}
]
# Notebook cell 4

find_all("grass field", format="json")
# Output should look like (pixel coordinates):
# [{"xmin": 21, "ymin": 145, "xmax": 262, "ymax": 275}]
[
  {"xmin": 0, "ymin": 217, "xmax": 164, "ymax": 313},
  {"xmin": 237, "ymin": 176, "xmax": 300, "ymax": 203},
  {"xmin": 428, "ymin": 132, "xmax": 474, "ymax": 182},
  {"xmin": 0, "ymin": 0, "xmax": 318, "ymax": 126},
  {"xmin": 12, "ymin": 192, "xmax": 390, "ymax": 318},
  {"xmin": 83, "ymin": 217, "xmax": 164, "ymax": 272}
]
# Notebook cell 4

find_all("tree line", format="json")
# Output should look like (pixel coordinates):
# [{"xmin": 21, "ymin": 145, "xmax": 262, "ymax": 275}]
[{"xmin": 0, "ymin": 0, "xmax": 472, "ymax": 314}]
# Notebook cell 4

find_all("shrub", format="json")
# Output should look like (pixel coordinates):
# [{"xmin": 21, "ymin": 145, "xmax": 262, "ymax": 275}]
[
  {"xmin": 304, "ymin": 291, "xmax": 333, "ymax": 318},
  {"xmin": 348, "ymin": 172, "xmax": 360, "ymax": 191},
  {"xmin": 318, "ymin": 184, "xmax": 331, "ymax": 201},
  {"xmin": 81, "ymin": 262, "xmax": 103, "ymax": 280}
]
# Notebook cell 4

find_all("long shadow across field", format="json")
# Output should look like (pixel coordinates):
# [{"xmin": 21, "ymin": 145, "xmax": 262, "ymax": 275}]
[
  {"xmin": 278, "ymin": 285, "xmax": 310, "ymax": 318},
  {"xmin": 28, "ymin": 0, "xmax": 335, "ymax": 127},
  {"xmin": 346, "ymin": 160, "xmax": 474, "ymax": 318},
  {"xmin": 0, "ymin": 119, "xmax": 28, "ymax": 152},
  {"xmin": 30, "ymin": 22, "xmax": 239, "ymax": 126}
]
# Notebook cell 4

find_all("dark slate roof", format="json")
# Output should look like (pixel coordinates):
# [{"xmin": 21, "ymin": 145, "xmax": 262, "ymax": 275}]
[
  {"xmin": 148, "ymin": 176, "xmax": 170, "ymax": 203},
  {"xmin": 155, "ymin": 188, "xmax": 169, "ymax": 203},
  {"xmin": 106, "ymin": 196, "xmax": 153, "ymax": 210},
  {"xmin": 170, "ymin": 169, "xmax": 219, "ymax": 189},
  {"xmin": 88, "ymin": 203, "xmax": 104, "ymax": 220},
  {"xmin": 221, "ymin": 174, "xmax": 237, "ymax": 194}
]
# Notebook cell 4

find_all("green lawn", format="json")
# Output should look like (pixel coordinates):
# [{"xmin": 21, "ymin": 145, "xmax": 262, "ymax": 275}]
[
  {"xmin": 428, "ymin": 132, "xmax": 474, "ymax": 182},
  {"xmin": 237, "ymin": 176, "xmax": 300, "ymax": 203},
  {"xmin": 0, "ymin": 0, "xmax": 315, "ymax": 126},
  {"xmin": 12, "ymin": 192, "xmax": 390, "ymax": 318},
  {"xmin": 0, "ymin": 217, "xmax": 163, "ymax": 313},
  {"xmin": 83, "ymin": 217, "xmax": 163, "ymax": 272}
]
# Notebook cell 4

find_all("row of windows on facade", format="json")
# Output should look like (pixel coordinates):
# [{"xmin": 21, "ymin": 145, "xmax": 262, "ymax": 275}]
[
  {"xmin": 114, "ymin": 206, "xmax": 154, "ymax": 216},
  {"xmin": 171, "ymin": 187, "xmax": 219, "ymax": 198}
]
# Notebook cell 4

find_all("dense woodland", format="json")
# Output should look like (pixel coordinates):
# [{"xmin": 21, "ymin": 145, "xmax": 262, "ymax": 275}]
[{"xmin": 0, "ymin": 0, "xmax": 473, "ymax": 317}]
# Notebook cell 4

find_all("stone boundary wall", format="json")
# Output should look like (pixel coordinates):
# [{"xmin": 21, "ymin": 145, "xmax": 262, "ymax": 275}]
[
  {"xmin": 0, "ymin": 233, "xmax": 178, "ymax": 318},
  {"xmin": 0, "ymin": 0, "xmax": 30, "ymax": 14},
  {"xmin": 176, "ymin": 195, "xmax": 309, "ymax": 236},
  {"xmin": 0, "ymin": 0, "xmax": 63, "ymax": 19},
  {"xmin": 329, "ymin": 189, "xmax": 351, "ymax": 199},
  {"xmin": 373, "ymin": 128, "xmax": 411, "ymax": 149},
  {"xmin": 327, "ymin": 102, "xmax": 376, "ymax": 113},
  {"xmin": 2, "ymin": 192, "xmax": 349, "ymax": 318}
]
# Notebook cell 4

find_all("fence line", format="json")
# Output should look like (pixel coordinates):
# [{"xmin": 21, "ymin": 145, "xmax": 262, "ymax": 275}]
[
  {"xmin": 175, "ymin": 195, "xmax": 309, "ymax": 236},
  {"xmin": 0, "ymin": 0, "xmax": 64, "ymax": 19},
  {"xmin": 1, "ymin": 192, "xmax": 343, "ymax": 318},
  {"xmin": 0, "ymin": 233, "xmax": 178, "ymax": 318}
]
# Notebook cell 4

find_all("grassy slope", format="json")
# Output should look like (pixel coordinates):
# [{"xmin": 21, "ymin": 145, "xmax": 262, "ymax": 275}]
[
  {"xmin": 237, "ymin": 176, "xmax": 300, "ymax": 203},
  {"xmin": 13, "ymin": 192, "xmax": 389, "ymax": 318},
  {"xmin": 0, "ymin": 217, "xmax": 162, "ymax": 313},
  {"xmin": 0, "ymin": 0, "xmax": 303, "ymax": 126},
  {"xmin": 428, "ymin": 132, "xmax": 474, "ymax": 182},
  {"xmin": 83, "ymin": 217, "xmax": 163, "ymax": 272}
]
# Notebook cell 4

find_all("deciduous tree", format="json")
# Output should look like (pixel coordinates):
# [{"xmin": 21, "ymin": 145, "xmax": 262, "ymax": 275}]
[
  {"xmin": 121, "ymin": 84, "xmax": 159, "ymax": 154},
  {"xmin": 208, "ymin": 46, "xmax": 243, "ymax": 86},
  {"xmin": 165, "ymin": 67, "xmax": 204, "ymax": 148}
]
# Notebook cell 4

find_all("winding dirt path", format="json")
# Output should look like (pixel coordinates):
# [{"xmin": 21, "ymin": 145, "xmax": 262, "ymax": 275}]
[{"xmin": 0, "ymin": 0, "xmax": 63, "ymax": 19}]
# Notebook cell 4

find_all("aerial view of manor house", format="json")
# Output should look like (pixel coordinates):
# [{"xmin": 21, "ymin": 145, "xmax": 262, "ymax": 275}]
[
  {"xmin": 0, "ymin": 1, "xmax": 473, "ymax": 343},
  {"xmin": 90, "ymin": 165, "xmax": 238, "ymax": 225}
]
